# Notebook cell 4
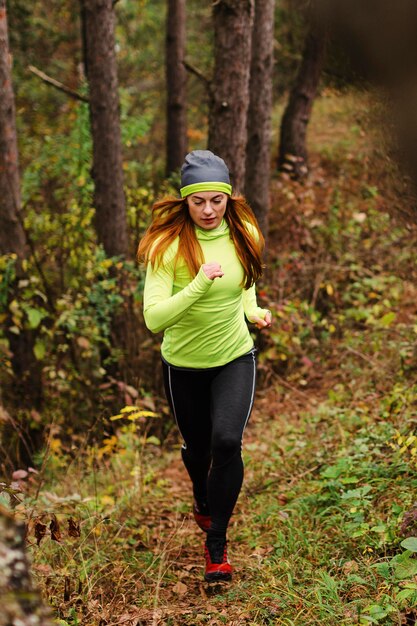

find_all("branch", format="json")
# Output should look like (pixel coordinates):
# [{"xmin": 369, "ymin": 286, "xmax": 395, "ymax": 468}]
[
  {"xmin": 183, "ymin": 60, "xmax": 212, "ymax": 95},
  {"xmin": 28, "ymin": 65, "xmax": 89, "ymax": 103}
]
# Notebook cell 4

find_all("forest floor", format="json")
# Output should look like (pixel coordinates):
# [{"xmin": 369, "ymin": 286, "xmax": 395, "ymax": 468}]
[{"xmin": 11, "ymin": 89, "xmax": 417, "ymax": 625}]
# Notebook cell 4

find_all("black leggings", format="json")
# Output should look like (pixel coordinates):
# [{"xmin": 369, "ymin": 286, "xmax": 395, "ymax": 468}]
[{"xmin": 162, "ymin": 349, "xmax": 257, "ymax": 536}]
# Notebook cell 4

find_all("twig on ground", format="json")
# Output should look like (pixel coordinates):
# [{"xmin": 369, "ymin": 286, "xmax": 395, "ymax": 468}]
[
  {"xmin": 199, "ymin": 583, "xmax": 208, "ymax": 600},
  {"xmin": 274, "ymin": 374, "xmax": 317, "ymax": 405},
  {"xmin": 344, "ymin": 345, "xmax": 393, "ymax": 374}
]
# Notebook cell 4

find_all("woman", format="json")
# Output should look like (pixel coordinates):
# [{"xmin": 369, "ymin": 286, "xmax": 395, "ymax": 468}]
[{"xmin": 138, "ymin": 150, "xmax": 271, "ymax": 582}]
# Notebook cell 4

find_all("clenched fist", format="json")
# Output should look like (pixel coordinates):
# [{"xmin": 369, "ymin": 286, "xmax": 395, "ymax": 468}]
[{"xmin": 202, "ymin": 262, "xmax": 224, "ymax": 280}]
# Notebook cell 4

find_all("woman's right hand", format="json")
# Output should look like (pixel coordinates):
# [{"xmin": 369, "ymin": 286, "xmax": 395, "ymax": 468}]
[{"xmin": 202, "ymin": 262, "xmax": 224, "ymax": 280}]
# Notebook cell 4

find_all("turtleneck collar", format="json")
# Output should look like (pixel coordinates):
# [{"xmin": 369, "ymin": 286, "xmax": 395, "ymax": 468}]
[{"xmin": 195, "ymin": 219, "xmax": 228, "ymax": 241}]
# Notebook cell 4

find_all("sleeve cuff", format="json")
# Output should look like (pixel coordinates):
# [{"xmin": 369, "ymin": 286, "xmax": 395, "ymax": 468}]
[
  {"xmin": 193, "ymin": 265, "xmax": 214, "ymax": 291},
  {"xmin": 246, "ymin": 307, "xmax": 270, "ymax": 321}
]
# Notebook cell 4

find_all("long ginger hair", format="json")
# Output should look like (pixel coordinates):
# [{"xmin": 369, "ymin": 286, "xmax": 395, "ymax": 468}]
[{"xmin": 137, "ymin": 195, "xmax": 264, "ymax": 289}]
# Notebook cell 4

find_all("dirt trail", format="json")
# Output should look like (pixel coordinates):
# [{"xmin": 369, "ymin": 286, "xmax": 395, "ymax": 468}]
[{"xmin": 133, "ymin": 382, "xmax": 317, "ymax": 624}]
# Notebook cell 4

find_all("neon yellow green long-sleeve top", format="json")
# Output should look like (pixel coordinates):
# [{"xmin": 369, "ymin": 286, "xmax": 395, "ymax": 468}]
[{"xmin": 143, "ymin": 220, "xmax": 267, "ymax": 368}]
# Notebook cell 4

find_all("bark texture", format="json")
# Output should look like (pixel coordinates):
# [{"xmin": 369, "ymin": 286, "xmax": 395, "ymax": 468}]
[
  {"xmin": 165, "ymin": 0, "xmax": 188, "ymax": 176},
  {"xmin": 245, "ymin": 0, "xmax": 275, "ymax": 237},
  {"xmin": 82, "ymin": 0, "xmax": 129, "ymax": 258},
  {"xmin": 278, "ymin": 26, "xmax": 326, "ymax": 178},
  {"xmin": 0, "ymin": 506, "xmax": 52, "ymax": 626},
  {"xmin": 0, "ymin": 0, "xmax": 26, "ymax": 258},
  {"xmin": 0, "ymin": 0, "xmax": 42, "ymax": 421},
  {"xmin": 208, "ymin": 0, "xmax": 254, "ymax": 193}
]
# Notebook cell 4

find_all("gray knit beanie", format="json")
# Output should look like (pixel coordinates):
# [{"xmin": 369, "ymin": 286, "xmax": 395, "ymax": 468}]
[{"xmin": 180, "ymin": 150, "xmax": 232, "ymax": 198}]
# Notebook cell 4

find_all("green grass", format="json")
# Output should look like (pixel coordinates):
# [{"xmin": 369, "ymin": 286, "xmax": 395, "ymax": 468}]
[{"xmin": 3, "ymin": 88, "xmax": 417, "ymax": 625}]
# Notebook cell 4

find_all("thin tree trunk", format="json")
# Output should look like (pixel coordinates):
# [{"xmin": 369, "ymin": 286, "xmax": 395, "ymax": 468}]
[
  {"xmin": 81, "ymin": 0, "xmax": 129, "ymax": 258},
  {"xmin": 278, "ymin": 25, "xmax": 326, "ymax": 178},
  {"xmin": 79, "ymin": 0, "xmax": 88, "ymax": 79},
  {"xmin": 208, "ymin": 0, "xmax": 254, "ymax": 193},
  {"xmin": 245, "ymin": 0, "xmax": 275, "ymax": 237},
  {"xmin": 165, "ymin": 0, "xmax": 187, "ymax": 176},
  {"xmin": 0, "ymin": 507, "xmax": 53, "ymax": 626},
  {"xmin": 0, "ymin": 0, "xmax": 43, "ymax": 421},
  {"xmin": 0, "ymin": 0, "xmax": 25, "ymax": 258},
  {"xmin": 81, "ymin": 1, "xmax": 140, "ymax": 388}
]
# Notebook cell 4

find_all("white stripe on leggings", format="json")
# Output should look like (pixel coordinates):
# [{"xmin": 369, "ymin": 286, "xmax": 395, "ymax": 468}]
[
  {"xmin": 240, "ymin": 349, "xmax": 257, "ymax": 444},
  {"xmin": 167, "ymin": 363, "xmax": 187, "ymax": 449}
]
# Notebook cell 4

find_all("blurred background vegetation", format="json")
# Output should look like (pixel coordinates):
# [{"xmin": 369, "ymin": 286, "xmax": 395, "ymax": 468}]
[
  {"xmin": 2, "ymin": 1, "xmax": 417, "ymax": 624},
  {"xmin": 2, "ymin": 0, "xmax": 336, "ymax": 460}
]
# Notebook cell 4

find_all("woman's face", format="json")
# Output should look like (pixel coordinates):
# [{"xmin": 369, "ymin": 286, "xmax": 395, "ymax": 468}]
[{"xmin": 187, "ymin": 191, "xmax": 228, "ymax": 230}]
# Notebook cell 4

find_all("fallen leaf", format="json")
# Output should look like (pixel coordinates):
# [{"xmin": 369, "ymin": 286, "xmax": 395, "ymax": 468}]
[
  {"xmin": 278, "ymin": 493, "xmax": 288, "ymax": 504},
  {"xmin": 32, "ymin": 563, "xmax": 52, "ymax": 575},
  {"xmin": 50, "ymin": 514, "xmax": 61, "ymax": 542},
  {"xmin": 172, "ymin": 581, "xmax": 187, "ymax": 595},
  {"xmin": 68, "ymin": 517, "xmax": 81, "ymax": 537},
  {"xmin": 34, "ymin": 520, "xmax": 47, "ymax": 546}
]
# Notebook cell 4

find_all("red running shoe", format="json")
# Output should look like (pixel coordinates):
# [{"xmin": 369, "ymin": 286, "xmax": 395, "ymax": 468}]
[
  {"xmin": 204, "ymin": 540, "xmax": 233, "ymax": 582},
  {"xmin": 193, "ymin": 502, "xmax": 211, "ymax": 532}
]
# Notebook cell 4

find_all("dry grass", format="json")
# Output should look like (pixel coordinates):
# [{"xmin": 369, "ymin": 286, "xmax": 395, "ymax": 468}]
[{"xmin": 11, "ymin": 89, "xmax": 417, "ymax": 625}]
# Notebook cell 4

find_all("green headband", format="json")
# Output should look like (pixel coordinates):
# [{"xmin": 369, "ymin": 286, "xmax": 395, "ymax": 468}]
[{"xmin": 180, "ymin": 181, "xmax": 232, "ymax": 198}]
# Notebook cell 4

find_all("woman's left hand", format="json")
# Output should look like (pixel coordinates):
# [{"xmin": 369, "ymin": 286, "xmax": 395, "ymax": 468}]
[{"xmin": 249, "ymin": 310, "xmax": 272, "ymax": 329}]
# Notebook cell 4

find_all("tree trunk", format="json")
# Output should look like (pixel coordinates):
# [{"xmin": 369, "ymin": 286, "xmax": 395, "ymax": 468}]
[
  {"xmin": 165, "ymin": 0, "xmax": 188, "ymax": 176},
  {"xmin": 245, "ymin": 0, "xmax": 275, "ymax": 237},
  {"xmin": 0, "ymin": 0, "xmax": 25, "ymax": 259},
  {"xmin": 208, "ymin": 0, "xmax": 254, "ymax": 193},
  {"xmin": 0, "ymin": 506, "xmax": 52, "ymax": 626},
  {"xmin": 278, "ymin": 25, "xmax": 326, "ymax": 179},
  {"xmin": 0, "ymin": 0, "xmax": 43, "ymax": 422},
  {"xmin": 81, "ymin": 0, "xmax": 129, "ymax": 258}
]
